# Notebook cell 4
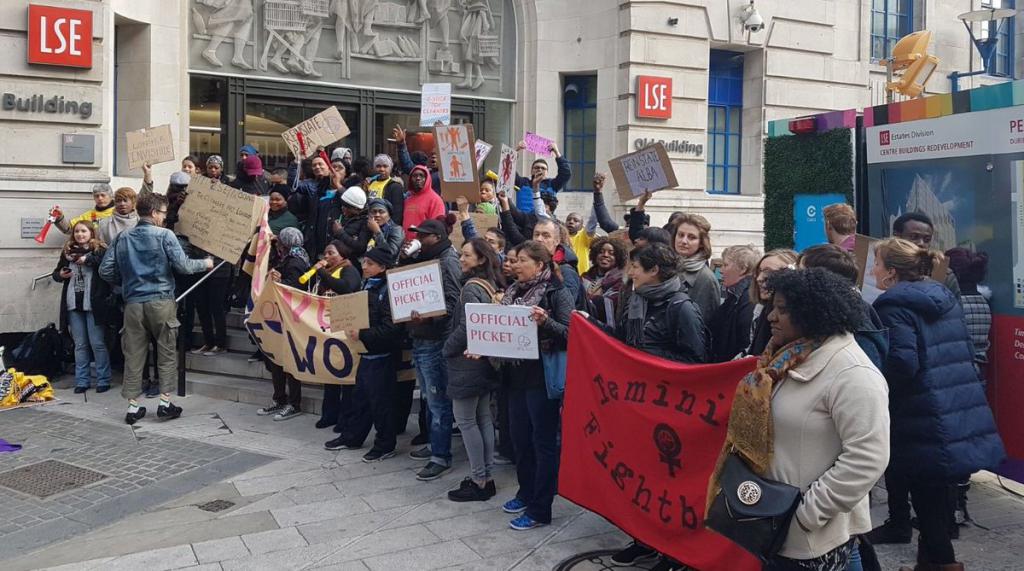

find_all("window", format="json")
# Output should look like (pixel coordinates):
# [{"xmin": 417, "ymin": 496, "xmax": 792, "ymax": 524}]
[
  {"xmin": 982, "ymin": 0, "xmax": 1015, "ymax": 77},
  {"xmin": 189, "ymin": 76, "xmax": 226, "ymax": 167},
  {"xmin": 562, "ymin": 75, "xmax": 597, "ymax": 192},
  {"xmin": 707, "ymin": 51, "xmax": 743, "ymax": 195},
  {"xmin": 870, "ymin": 0, "xmax": 913, "ymax": 61}
]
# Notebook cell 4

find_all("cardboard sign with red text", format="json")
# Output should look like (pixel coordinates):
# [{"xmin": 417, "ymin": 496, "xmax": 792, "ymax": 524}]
[
  {"xmin": 281, "ymin": 106, "xmax": 351, "ymax": 159},
  {"xmin": 559, "ymin": 315, "xmax": 760, "ymax": 571},
  {"xmin": 465, "ymin": 303, "xmax": 537, "ymax": 359},
  {"xmin": 386, "ymin": 260, "xmax": 447, "ymax": 323}
]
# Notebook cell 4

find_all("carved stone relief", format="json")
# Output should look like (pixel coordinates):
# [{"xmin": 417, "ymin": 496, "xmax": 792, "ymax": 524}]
[{"xmin": 189, "ymin": 0, "xmax": 515, "ymax": 99}]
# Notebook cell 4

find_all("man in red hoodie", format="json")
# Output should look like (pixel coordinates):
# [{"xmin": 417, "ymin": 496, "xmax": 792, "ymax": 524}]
[{"xmin": 402, "ymin": 164, "xmax": 445, "ymax": 240}]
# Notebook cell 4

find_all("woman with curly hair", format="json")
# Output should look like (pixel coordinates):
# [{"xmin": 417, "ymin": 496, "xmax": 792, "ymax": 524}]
[
  {"xmin": 870, "ymin": 239, "xmax": 1004, "ymax": 571},
  {"xmin": 709, "ymin": 268, "xmax": 890, "ymax": 571},
  {"xmin": 670, "ymin": 213, "xmax": 721, "ymax": 323},
  {"xmin": 582, "ymin": 236, "xmax": 627, "ymax": 327}
]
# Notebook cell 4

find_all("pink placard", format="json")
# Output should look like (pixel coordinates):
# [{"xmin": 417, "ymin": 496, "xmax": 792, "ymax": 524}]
[{"xmin": 524, "ymin": 132, "xmax": 554, "ymax": 156}]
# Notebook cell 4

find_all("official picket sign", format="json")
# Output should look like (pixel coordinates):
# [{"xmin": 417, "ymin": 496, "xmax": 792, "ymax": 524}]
[
  {"xmin": 465, "ymin": 303, "xmax": 537, "ymax": 359},
  {"xmin": 386, "ymin": 260, "xmax": 447, "ymax": 323},
  {"xmin": 559, "ymin": 314, "xmax": 760, "ymax": 571}
]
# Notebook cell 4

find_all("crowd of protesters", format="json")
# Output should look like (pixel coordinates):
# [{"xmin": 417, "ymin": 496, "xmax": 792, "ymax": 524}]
[{"xmin": 49, "ymin": 128, "xmax": 1005, "ymax": 571}]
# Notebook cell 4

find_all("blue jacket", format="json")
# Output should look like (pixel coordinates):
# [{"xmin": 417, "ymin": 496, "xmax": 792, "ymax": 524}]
[
  {"xmin": 873, "ymin": 279, "xmax": 1005, "ymax": 482},
  {"xmin": 515, "ymin": 155, "xmax": 572, "ymax": 213},
  {"xmin": 99, "ymin": 220, "xmax": 208, "ymax": 304}
]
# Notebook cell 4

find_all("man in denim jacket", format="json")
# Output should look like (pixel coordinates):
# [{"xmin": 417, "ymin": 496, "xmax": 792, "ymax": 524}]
[{"xmin": 100, "ymin": 192, "xmax": 212, "ymax": 425}]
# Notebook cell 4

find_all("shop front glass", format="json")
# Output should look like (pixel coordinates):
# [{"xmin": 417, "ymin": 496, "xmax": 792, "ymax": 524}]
[
  {"xmin": 189, "ymin": 76, "xmax": 226, "ymax": 167},
  {"xmin": 245, "ymin": 101, "xmax": 359, "ymax": 170}
]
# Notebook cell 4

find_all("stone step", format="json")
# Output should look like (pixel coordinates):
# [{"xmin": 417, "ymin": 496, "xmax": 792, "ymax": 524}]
[
  {"xmin": 188, "ymin": 327, "xmax": 256, "ymax": 353},
  {"xmin": 225, "ymin": 310, "xmax": 247, "ymax": 330},
  {"xmin": 185, "ymin": 350, "xmax": 271, "ymax": 381}
]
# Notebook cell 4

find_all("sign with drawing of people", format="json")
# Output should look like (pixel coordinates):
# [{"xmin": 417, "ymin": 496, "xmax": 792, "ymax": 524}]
[{"xmin": 434, "ymin": 122, "xmax": 480, "ymax": 201}]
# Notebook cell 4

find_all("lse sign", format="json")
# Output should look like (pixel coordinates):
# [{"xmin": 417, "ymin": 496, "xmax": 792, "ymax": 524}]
[
  {"xmin": 636, "ymin": 76, "xmax": 672, "ymax": 119},
  {"xmin": 27, "ymin": 4, "xmax": 93, "ymax": 69}
]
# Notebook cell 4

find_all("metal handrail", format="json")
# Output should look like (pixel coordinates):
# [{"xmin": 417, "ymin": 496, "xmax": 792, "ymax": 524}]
[{"xmin": 30, "ymin": 272, "xmax": 52, "ymax": 290}]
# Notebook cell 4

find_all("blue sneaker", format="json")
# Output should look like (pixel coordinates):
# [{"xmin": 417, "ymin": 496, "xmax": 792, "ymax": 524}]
[
  {"xmin": 509, "ymin": 514, "xmax": 546, "ymax": 531},
  {"xmin": 502, "ymin": 498, "xmax": 527, "ymax": 514}
]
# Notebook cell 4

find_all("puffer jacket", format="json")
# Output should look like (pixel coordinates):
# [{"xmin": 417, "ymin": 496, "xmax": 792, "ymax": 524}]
[
  {"xmin": 443, "ymin": 276, "xmax": 500, "ymax": 399},
  {"xmin": 616, "ymin": 290, "xmax": 709, "ymax": 364},
  {"xmin": 555, "ymin": 245, "xmax": 586, "ymax": 311},
  {"xmin": 709, "ymin": 276, "xmax": 753, "ymax": 362},
  {"xmin": 330, "ymin": 211, "xmax": 371, "ymax": 259},
  {"xmin": 873, "ymin": 279, "xmax": 1005, "ymax": 482},
  {"xmin": 287, "ymin": 167, "xmax": 337, "ymax": 257}
]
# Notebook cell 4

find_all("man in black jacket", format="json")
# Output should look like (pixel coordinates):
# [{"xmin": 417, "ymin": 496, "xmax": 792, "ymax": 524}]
[
  {"xmin": 330, "ymin": 248, "xmax": 404, "ymax": 461},
  {"xmin": 402, "ymin": 219, "xmax": 462, "ymax": 481}
]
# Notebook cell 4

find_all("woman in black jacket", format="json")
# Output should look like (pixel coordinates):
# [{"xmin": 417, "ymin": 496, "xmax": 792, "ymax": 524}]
[
  {"xmin": 745, "ymin": 248, "xmax": 799, "ymax": 356},
  {"xmin": 498, "ymin": 240, "xmax": 573, "ymax": 531},
  {"xmin": 53, "ymin": 221, "xmax": 111, "ymax": 393},
  {"xmin": 709, "ymin": 244, "xmax": 759, "ymax": 362},
  {"xmin": 365, "ymin": 198, "xmax": 404, "ymax": 265},
  {"xmin": 444, "ymin": 238, "xmax": 506, "ymax": 502}
]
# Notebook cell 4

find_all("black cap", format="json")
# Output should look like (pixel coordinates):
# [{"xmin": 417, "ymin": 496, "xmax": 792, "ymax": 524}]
[
  {"xmin": 364, "ymin": 247, "xmax": 394, "ymax": 268},
  {"xmin": 408, "ymin": 219, "xmax": 447, "ymax": 237}
]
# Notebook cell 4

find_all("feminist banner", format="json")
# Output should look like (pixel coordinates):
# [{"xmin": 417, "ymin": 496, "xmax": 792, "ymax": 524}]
[{"xmin": 559, "ymin": 315, "xmax": 760, "ymax": 571}]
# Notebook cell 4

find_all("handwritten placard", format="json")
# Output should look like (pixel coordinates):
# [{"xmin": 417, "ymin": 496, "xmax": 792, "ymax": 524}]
[
  {"xmin": 420, "ymin": 83, "xmax": 452, "ymax": 126},
  {"xmin": 386, "ymin": 260, "xmax": 447, "ymax": 323},
  {"xmin": 328, "ymin": 290, "xmax": 370, "ymax": 333},
  {"xmin": 465, "ymin": 303, "xmax": 538, "ymax": 359},
  {"xmin": 177, "ymin": 175, "xmax": 263, "ymax": 262},
  {"xmin": 524, "ymin": 132, "xmax": 554, "ymax": 156},
  {"xmin": 281, "ymin": 106, "xmax": 351, "ymax": 159},
  {"xmin": 496, "ymin": 144, "xmax": 517, "ymax": 197},
  {"xmin": 434, "ymin": 123, "xmax": 480, "ymax": 201},
  {"xmin": 608, "ymin": 142, "xmax": 678, "ymax": 200},
  {"xmin": 475, "ymin": 139, "xmax": 493, "ymax": 169},
  {"xmin": 125, "ymin": 124, "xmax": 175, "ymax": 171}
]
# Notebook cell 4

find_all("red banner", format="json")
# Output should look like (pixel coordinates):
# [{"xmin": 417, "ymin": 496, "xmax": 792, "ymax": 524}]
[{"xmin": 559, "ymin": 314, "xmax": 760, "ymax": 571}]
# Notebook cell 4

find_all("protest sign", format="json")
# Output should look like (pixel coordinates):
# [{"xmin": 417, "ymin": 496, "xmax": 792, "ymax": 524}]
[
  {"xmin": 386, "ymin": 260, "xmax": 447, "ymax": 323},
  {"xmin": 177, "ymin": 175, "xmax": 263, "ymax": 262},
  {"xmin": 608, "ymin": 142, "xmax": 678, "ymax": 200},
  {"xmin": 125, "ymin": 124, "xmax": 174, "ymax": 171},
  {"xmin": 474, "ymin": 139, "xmax": 493, "ymax": 169},
  {"xmin": 281, "ymin": 106, "xmax": 351, "ymax": 159},
  {"xmin": 451, "ymin": 211, "xmax": 498, "ymax": 247},
  {"xmin": 524, "ymin": 131, "xmax": 553, "ymax": 156},
  {"xmin": 329, "ymin": 290, "xmax": 370, "ymax": 333},
  {"xmin": 496, "ymin": 144, "xmax": 517, "ymax": 197},
  {"xmin": 854, "ymin": 234, "xmax": 947, "ymax": 304},
  {"xmin": 560, "ymin": 314, "xmax": 760, "ymax": 571},
  {"xmin": 246, "ymin": 282, "xmax": 363, "ymax": 385},
  {"xmin": 420, "ymin": 83, "xmax": 452, "ymax": 126},
  {"xmin": 434, "ymin": 123, "xmax": 480, "ymax": 202},
  {"xmin": 465, "ymin": 304, "xmax": 537, "ymax": 359}
]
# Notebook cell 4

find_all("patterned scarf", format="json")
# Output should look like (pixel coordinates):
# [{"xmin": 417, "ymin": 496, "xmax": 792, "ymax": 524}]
[
  {"xmin": 706, "ymin": 337, "xmax": 823, "ymax": 510},
  {"xmin": 502, "ymin": 267, "xmax": 551, "ymax": 308}
]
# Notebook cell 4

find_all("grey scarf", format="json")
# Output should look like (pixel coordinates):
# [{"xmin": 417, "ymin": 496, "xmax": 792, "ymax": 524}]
[
  {"xmin": 625, "ymin": 276, "xmax": 681, "ymax": 347},
  {"xmin": 99, "ymin": 211, "xmax": 138, "ymax": 245},
  {"xmin": 678, "ymin": 254, "xmax": 708, "ymax": 274}
]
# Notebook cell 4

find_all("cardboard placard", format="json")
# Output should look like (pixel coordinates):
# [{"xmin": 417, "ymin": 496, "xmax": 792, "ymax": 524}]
[
  {"xmin": 451, "ymin": 212, "xmax": 499, "ymax": 247},
  {"xmin": 496, "ymin": 144, "xmax": 517, "ymax": 198},
  {"xmin": 474, "ymin": 139, "xmax": 493, "ymax": 170},
  {"xmin": 434, "ymin": 123, "xmax": 480, "ymax": 202},
  {"xmin": 420, "ymin": 83, "xmax": 452, "ymax": 126},
  {"xmin": 524, "ymin": 132, "xmax": 553, "ymax": 156},
  {"xmin": 328, "ymin": 290, "xmax": 370, "ymax": 334},
  {"xmin": 177, "ymin": 175, "xmax": 263, "ymax": 262},
  {"xmin": 125, "ymin": 124, "xmax": 175, "ymax": 171},
  {"xmin": 386, "ymin": 260, "xmax": 447, "ymax": 323},
  {"xmin": 281, "ymin": 106, "xmax": 351, "ymax": 159},
  {"xmin": 855, "ymin": 234, "xmax": 949, "ymax": 304},
  {"xmin": 465, "ymin": 303, "xmax": 538, "ymax": 359},
  {"xmin": 608, "ymin": 142, "xmax": 678, "ymax": 200}
]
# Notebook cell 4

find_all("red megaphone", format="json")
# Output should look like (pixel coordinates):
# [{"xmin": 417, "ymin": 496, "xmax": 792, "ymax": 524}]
[{"xmin": 34, "ymin": 205, "xmax": 61, "ymax": 244}]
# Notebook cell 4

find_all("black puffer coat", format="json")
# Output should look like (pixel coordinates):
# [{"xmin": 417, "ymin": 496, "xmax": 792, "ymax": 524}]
[{"xmin": 443, "ymin": 277, "xmax": 500, "ymax": 399}]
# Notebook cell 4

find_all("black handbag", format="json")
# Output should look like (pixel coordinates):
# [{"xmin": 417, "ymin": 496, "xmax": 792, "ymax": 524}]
[{"xmin": 705, "ymin": 452, "xmax": 802, "ymax": 562}]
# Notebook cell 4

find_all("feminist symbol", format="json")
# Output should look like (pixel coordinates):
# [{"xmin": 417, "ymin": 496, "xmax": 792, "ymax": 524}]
[{"xmin": 653, "ymin": 423, "xmax": 682, "ymax": 478}]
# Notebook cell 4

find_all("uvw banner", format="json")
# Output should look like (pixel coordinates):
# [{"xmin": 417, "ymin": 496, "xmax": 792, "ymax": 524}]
[{"xmin": 559, "ymin": 315, "xmax": 760, "ymax": 571}]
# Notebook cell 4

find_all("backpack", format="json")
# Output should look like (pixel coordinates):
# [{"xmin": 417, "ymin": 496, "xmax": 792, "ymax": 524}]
[
  {"xmin": 9, "ymin": 324, "xmax": 69, "ymax": 379},
  {"xmin": 466, "ymin": 278, "xmax": 502, "ymax": 303}
]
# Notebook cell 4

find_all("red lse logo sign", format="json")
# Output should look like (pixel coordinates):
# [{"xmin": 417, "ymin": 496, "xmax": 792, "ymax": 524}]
[
  {"xmin": 27, "ymin": 4, "xmax": 93, "ymax": 68},
  {"xmin": 879, "ymin": 130, "xmax": 891, "ymax": 146},
  {"xmin": 637, "ymin": 76, "xmax": 672, "ymax": 119}
]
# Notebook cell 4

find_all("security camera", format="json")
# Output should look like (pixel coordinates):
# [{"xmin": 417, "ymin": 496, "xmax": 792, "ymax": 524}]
[{"xmin": 741, "ymin": 1, "xmax": 764, "ymax": 33}]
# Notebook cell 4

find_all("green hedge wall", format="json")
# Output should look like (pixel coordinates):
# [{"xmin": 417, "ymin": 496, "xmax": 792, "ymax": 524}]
[{"xmin": 763, "ymin": 128, "xmax": 854, "ymax": 251}]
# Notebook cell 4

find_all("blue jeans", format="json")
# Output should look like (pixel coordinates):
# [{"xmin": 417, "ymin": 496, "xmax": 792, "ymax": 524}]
[
  {"xmin": 68, "ymin": 310, "xmax": 111, "ymax": 389},
  {"xmin": 412, "ymin": 339, "xmax": 452, "ymax": 466},
  {"xmin": 508, "ymin": 385, "xmax": 561, "ymax": 523},
  {"xmin": 846, "ymin": 541, "xmax": 863, "ymax": 571}
]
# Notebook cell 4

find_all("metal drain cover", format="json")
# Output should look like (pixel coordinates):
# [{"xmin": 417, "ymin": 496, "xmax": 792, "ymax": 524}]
[
  {"xmin": 0, "ymin": 460, "xmax": 106, "ymax": 498},
  {"xmin": 197, "ymin": 499, "xmax": 235, "ymax": 513}
]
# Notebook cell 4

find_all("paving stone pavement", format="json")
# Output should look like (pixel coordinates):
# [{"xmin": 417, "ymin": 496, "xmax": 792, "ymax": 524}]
[{"xmin": 1, "ymin": 380, "xmax": 1022, "ymax": 570}]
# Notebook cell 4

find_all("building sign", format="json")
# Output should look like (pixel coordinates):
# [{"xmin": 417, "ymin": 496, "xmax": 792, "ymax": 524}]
[
  {"xmin": 27, "ymin": 4, "xmax": 93, "ymax": 69},
  {"xmin": 633, "ymin": 138, "xmax": 703, "ymax": 156},
  {"xmin": 636, "ymin": 76, "xmax": 672, "ymax": 119},
  {"xmin": 793, "ymin": 194, "xmax": 846, "ymax": 252},
  {"xmin": 866, "ymin": 106, "xmax": 1024, "ymax": 164},
  {"xmin": 187, "ymin": 0, "xmax": 516, "ymax": 100}
]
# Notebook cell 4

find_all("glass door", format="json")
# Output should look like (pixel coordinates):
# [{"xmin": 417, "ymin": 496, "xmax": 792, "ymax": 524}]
[{"xmin": 245, "ymin": 100, "xmax": 359, "ymax": 169}]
